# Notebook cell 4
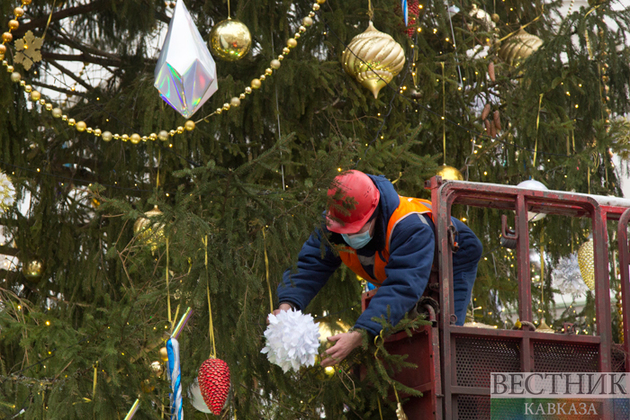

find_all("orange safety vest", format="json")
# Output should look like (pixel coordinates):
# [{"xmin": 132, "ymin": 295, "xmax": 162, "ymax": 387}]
[{"xmin": 338, "ymin": 196, "xmax": 433, "ymax": 285}]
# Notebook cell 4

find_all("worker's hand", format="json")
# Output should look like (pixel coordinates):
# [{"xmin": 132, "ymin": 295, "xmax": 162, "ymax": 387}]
[
  {"xmin": 320, "ymin": 330, "xmax": 363, "ymax": 367},
  {"xmin": 267, "ymin": 303, "xmax": 294, "ymax": 324}
]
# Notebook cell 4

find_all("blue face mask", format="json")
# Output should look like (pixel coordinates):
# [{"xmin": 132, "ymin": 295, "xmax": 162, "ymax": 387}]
[{"xmin": 342, "ymin": 230, "xmax": 373, "ymax": 249}]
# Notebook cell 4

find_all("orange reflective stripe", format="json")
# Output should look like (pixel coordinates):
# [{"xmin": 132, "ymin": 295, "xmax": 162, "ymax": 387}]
[{"xmin": 339, "ymin": 195, "xmax": 433, "ymax": 285}]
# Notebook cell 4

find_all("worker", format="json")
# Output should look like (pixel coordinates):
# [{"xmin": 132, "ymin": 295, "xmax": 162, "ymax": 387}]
[{"xmin": 275, "ymin": 170, "xmax": 482, "ymax": 367}]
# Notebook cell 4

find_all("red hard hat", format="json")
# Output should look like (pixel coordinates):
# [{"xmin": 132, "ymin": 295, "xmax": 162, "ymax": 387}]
[{"xmin": 326, "ymin": 170, "xmax": 380, "ymax": 234}]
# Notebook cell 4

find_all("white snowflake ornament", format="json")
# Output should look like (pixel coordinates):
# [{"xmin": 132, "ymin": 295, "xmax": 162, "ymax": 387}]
[{"xmin": 261, "ymin": 310, "xmax": 321, "ymax": 373}]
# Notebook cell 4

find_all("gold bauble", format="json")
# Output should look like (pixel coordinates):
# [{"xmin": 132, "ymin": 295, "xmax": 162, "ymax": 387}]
[
  {"xmin": 498, "ymin": 28, "xmax": 543, "ymax": 67},
  {"xmin": 22, "ymin": 260, "xmax": 44, "ymax": 279},
  {"xmin": 150, "ymin": 360, "xmax": 164, "ymax": 376},
  {"xmin": 159, "ymin": 346, "xmax": 169, "ymax": 362},
  {"xmin": 317, "ymin": 318, "xmax": 351, "ymax": 345},
  {"xmin": 133, "ymin": 205, "xmax": 166, "ymax": 251},
  {"xmin": 209, "ymin": 19, "xmax": 252, "ymax": 61},
  {"xmin": 577, "ymin": 239, "xmax": 595, "ymax": 291},
  {"xmin": 536, "ymin": 319, "xmax": 555, "ymax": 334},
  {"xmin": 436, "ymin": 165, "xmax": 464, "ymax": 181},
  {"xmin": 342, "ymin": 22, "xmax": 406, "ymax": 99}
]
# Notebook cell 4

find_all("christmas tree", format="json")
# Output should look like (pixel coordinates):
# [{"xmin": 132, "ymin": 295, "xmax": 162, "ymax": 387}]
[{"xmin": 1, "ymin": 0, "xmax": 629, "ymax": 418}]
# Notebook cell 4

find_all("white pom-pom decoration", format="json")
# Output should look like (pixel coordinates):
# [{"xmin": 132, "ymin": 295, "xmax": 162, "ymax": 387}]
[
  {"xmin": 261, "ymin": 310, "xmax": 320, "ymax": 373},
  {"xmin": 0, "ymin": 172, "xmax": 15, "ymax": 212},
  {"xmin": 552, "ymin": 254, "xmax": 590, "ymax": 297}
]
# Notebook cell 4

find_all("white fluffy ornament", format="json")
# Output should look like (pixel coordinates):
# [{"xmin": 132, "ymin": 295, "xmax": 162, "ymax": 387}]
[
  {"xmin": 188, "ymin": 377, "xmax": 212, "ymax": 413},
  {"xmin": 552, "ymin": 254, "xmax": 590, "ymax": 297},
  {"xmin": 0, "ymin": 171, "xmax": 15, "ymax": 212},
  {"xmin": 261, "ymin": 310, "xmax": 320, "ymax": 373}
]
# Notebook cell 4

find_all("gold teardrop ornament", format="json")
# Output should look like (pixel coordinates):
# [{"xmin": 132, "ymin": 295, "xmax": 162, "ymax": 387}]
[
  {"xmin": 577, "ymin": 239, "xmax": 595, "ymax": 291},
  {"xmin": 498, "ymin": 28, "xmax": 542, "ymax": 67},
  {"xmin": 342, "ymin": 22, "xmax": 406, "ymax": 98}
]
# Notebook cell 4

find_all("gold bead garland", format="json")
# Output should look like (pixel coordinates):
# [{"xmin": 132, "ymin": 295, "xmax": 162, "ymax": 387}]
[{"xmin": 1, "ymin": 0, "xmax": 325, "ymax": 145}]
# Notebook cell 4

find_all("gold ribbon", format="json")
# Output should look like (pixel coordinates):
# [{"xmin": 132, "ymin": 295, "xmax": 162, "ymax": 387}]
[
  {"xmin": 584, "ymin": 3, "xmax": 603, "ymax": 18},
  {"xmin": 92, "ymin": 362, "xmax": 98, "ymax": 398},
  {"xmin": 41, "ymin": 1, "xmax": 57, "ymax": 40},
  {"xmin": 533, "ymin": 93, "xmax": 543, "ymax": 168},
  {"xmin": 156, "ymin": 150, "xmax": 161, "ymax": 195},
  {"xmin": 204, "ymin": 235, "xmax": 217, "ymax": 359},
  {"xmin": 498, "ymin": 5, "xmax": 545, "ymax": 43},
  {"xmin": 166, "ymin": 237, "xmax": 172, "ymax": 327},
  {"xmin": 368, "ymin": 0, "xmax": 374, "ymax": 21},
  {"xmin": 262, "ymin": 227, "xmax": 273, "ymax": 314}
]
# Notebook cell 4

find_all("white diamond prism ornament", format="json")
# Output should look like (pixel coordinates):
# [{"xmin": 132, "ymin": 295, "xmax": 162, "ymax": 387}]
[{"xmin": 154, "ymin": 0, "xmax": 218, "ymax": 118}]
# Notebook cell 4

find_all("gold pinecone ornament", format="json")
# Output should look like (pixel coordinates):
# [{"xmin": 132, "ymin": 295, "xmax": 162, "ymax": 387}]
[
  {"xmin": 498, "ymin": 28, "xmax": 542, "ymax": 67},
  {"xmin": 342, "ymin": 22, "xmax": 406, "ymax": 98},
  {"xmin": 577, "ymin": 239, "xmax": 595, "ymax": 291}
]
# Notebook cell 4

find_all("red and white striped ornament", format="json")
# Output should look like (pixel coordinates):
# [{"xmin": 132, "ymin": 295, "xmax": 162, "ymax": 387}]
[{"xmin": 197, "ymin": 358, "xmax": 231, "ymax": 415}]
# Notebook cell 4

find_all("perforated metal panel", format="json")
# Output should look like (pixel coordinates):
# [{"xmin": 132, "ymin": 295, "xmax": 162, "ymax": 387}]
[
  {"xmin": 456, "ymin": 395, "xmax": 491, "ymax": 420},
  {"xmin": 455, "ymin": 336, "xmax": 521, "ymax": 387},
  {"xmin": 612, "ymin": 343, "xmax": 626, "ymax": 372},
  {"xmin": 533, "ymin": 341, "xmax": 599, "ymax": 372}
]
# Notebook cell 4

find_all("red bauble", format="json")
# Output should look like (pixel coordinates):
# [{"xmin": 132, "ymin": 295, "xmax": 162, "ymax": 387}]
[{"xmin": 198, "ymin": 358, "xmax": 231, "ymax": 415}]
